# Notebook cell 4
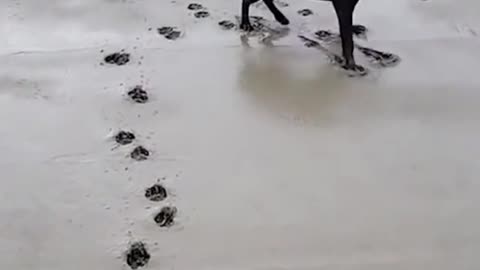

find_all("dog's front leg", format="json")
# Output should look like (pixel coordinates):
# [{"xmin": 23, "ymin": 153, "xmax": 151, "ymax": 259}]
[
  {"xmin": 332, "ymin": 0, "xmax": 365, "ymax": 73},
  {"xmin": 241, "ymin": 0, "xmax": 260, "ymax": 31}
]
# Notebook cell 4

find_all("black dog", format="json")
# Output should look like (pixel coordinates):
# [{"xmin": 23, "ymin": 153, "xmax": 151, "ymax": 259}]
[{"xmin": 241, "ymin": 0, "xmax": 364, "ymax": 72}]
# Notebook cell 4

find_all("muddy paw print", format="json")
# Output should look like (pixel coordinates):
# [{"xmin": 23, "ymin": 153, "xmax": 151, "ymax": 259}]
[
  {"xmin": 218, "ymin": 20, "xmax": 236, "ymax": 30},
  {"xmin": 157, "ymin": 26, "xmax": 182, "ymax": 40},
  {"xmin": 194, "ymin": 11, "xmax": 210, "ymax": 18},
  {"xmin": 115, "ymin": 131, "xmax": 135, "ymax": 145},
  {"xmin": 130, "ymin": 146, "xmax": 150, "ymax": 161},
  {"xmin": 145, "ymin": 184, "xmax": 168, "ymax": 202},
  {"xmin": 154, "ymin": 206, "xmax": 177, "ymax": 227},
  {"xmin": 297, "ymin": 9, "xmax": 313, "ymax": 16},
  {"xmin": 104, "ymin": 52, "xmax": 130, "ymax": 65},
  {"xmin": 187, "ymin": 3, "xmax": 203, "ymax": 10},
  {"xmin": 126, "ymin": 242, "xmax": 150, "ymax": 270},
  {"xmin": 352, "ymin": 24, "xmax": 368, "ymax": 37},
  {"xmin": 127, "ymin": 85, "xmax": 148, "ymax": 104}
]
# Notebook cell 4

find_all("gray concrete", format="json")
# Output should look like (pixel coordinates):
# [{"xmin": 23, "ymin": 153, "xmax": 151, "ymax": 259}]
[{"xmin": 1, "ymin": 0, "xmax": 479, "ymax": 269}]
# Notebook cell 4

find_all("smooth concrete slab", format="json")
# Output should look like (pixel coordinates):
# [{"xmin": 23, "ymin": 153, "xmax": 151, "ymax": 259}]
[{"xmin": 1, "ymin": 0, "xmax": 479, "ymax": 269}]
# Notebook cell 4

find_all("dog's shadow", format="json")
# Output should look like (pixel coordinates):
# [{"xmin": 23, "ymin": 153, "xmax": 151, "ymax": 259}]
[{"xmin": 236, "ymin": 49, "xmax": 378, "ymax": 126}]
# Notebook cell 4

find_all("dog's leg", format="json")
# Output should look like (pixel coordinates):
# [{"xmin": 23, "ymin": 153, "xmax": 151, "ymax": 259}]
[
  {"xmin": 332, "ymin": 0, "xmax": 365, "ymax": 72},
  {"xmin": 263, "ymin": 0, "xmax": 290, "ymax": 25},
  {"xmin": 320, "ymin": 0, "xmax": 368, "ymax": 36},
  {"xmin": 241, "ymin": 0, "xmax": 260, "ymax": 31}
]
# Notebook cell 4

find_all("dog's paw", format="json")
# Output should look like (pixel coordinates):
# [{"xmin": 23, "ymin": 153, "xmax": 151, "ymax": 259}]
[
  {"xmin": 240, "ymin": 22, "xmax": 255, "ymax": 32},
  {"xmin": 342, "ymin": 63, "xmax": 368, "ymax": 77}
]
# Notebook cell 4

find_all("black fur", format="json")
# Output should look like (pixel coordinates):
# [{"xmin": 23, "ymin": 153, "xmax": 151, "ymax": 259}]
[{"xmin": 241, "ymin": 0, "xmax": 363, "ymax": 72}]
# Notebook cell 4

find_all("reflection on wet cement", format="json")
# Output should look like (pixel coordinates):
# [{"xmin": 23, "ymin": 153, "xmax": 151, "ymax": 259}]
[{"xmin": 237, "ymin": 48, "xmax": 372, "ymax": 126}]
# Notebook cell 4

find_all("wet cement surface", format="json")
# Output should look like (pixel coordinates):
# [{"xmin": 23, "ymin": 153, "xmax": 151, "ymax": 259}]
[{"xmin": 1, "ymin": 0, "xmax": 480, "ymax": 269}]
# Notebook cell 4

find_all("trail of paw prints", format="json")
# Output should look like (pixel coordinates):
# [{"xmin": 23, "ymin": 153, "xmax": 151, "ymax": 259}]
[
  {"xmin": 95, "ymin": 22, "xmax": 161, "ymax": 265},
  {"xmin": 148, "ymin": 2, "xmax": 284, "ymax": 43},
  {"xmin": 100, "ymin": 49, "xmax": 147, "ymax": 88},
  {"xmin": 120, "ymin": 177, "xmax": 179, "ymax": 269},
  {"xmin": 187, "ymin": 3, "xmax": 210, "ymax": 18},
  {"xmin": 101, "ymin": 44, "xmax": 182, "ymax": 269},
  {"xmin": 187, "ymin": 2, "xmax": 244, "ymax": 33},
  {"xmin": 119, "ymin": 178, "xmax": 178, "ymax": 269},
  {"xmin": 110, "ymin": 129, "xmax": 151, "ymax": 161},
  {"xmin": 147, "ymin": 2, "xmax": 211, "ymax": 42},
  {"xmin": 144, "ymin": 177, "xmax": 179, "ymax": 229}
]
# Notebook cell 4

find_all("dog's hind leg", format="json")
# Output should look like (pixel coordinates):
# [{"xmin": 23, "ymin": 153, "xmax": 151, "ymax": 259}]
[
  {"xmin": 263, "ymin": 0, "xmax": 289, "ymax": 25},
  {"xmin": 332, "ymin": 0, "xmax": 365, "ymax": 73},
  {"xmin": 241, "ymin": 0, "xmax": 261, "ymax": 31}
]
